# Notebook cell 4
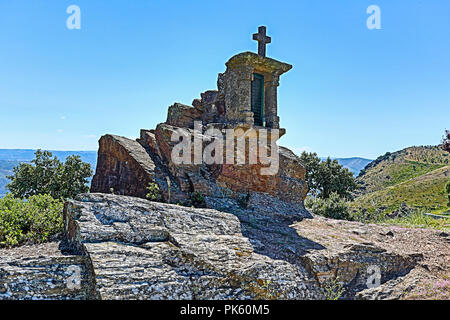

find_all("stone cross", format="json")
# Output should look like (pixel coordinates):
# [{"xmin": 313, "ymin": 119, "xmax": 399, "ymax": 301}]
[{"xmin": 253, "ymin": 26, "xmax": 271, "ymax": 58}]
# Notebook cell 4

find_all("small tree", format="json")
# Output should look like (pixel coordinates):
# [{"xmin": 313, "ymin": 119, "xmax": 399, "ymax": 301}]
[
  {"xmin": 7, "ymin": 150, "xmax": 92, "ymax": 199},
  {"xmin": 446, "ymin": 181, "xmax": 450, "ymax": 207},
  {"xmin": 299, "ymin": 152, "xmax": 321, "ymax": 196},
  {"xmin": 317, "ymin": 157, "xmax": 358, "ymax": 200},
  {"xmin": 300, "ymin": 152, "xmax": 357, "ymax": 200},
  {"xmin": 442, "ymin": 130, "xmax": 450, "ymax": 153}
]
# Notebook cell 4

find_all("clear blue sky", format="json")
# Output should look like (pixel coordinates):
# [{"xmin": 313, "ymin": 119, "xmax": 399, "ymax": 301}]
[{"xmin": 0, "ymin": 0, "xmax": 449, "ymax": 159}]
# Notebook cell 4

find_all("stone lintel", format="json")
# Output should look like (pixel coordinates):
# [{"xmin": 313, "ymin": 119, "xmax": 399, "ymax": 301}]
[{"xmin": 226, "ymin": 51, "xmax": 292, "ymax": 75}]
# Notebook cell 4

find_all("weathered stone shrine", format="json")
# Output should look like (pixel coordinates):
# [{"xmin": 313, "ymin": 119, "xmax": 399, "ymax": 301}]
[
  {"xmin": 196, "ymin": 26, "xmax": 292, "ymax": 132},
  {"xmin": 221, "ymin": 51, "xmax": 291, "ymax": 130},
  {"xmin": 91, "ymin": 26, "xmax": 307, "ymax": 214}
]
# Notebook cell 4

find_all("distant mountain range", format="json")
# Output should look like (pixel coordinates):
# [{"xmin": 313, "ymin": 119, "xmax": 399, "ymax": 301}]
[
  {"xmin": 0, "ymin": 149, "xmax": 97, "ymax": 163},
  {"xmin": 3, "ymin": 147, "xmax": 446, "ymax": 216},
  {"xmin": 0, "ymin": 149, "xmax": 97, "ymax": 197},
  {"xmin": 0, "ymin": 149, "xmax": 372, "ymax": 197},
  {"xmin": 320, "ymin": 157, "xmax": 373, "ymax": 176}
]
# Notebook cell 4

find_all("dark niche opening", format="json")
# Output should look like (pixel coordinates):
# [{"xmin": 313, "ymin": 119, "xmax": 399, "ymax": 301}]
[{"xmin": 251, "ymin": 73, "xmax": 264, "ymax": 126}]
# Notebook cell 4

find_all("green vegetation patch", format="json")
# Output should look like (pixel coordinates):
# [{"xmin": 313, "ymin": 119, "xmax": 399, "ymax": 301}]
[
  {"xmin": 7, "ymin": 150, "xmax": 92, "ymax": 200},
  {"xmin": 0, "ymin": 194, "xmax": 64, "ymax": 247},
  {"xmin": 383, "ymin": 161, "xmax": 444, "ymax": 188},
  {"xmin": 352, "ymin": 166, "xmax": 449, "ymax": 215},
  {"xmin": 378, "ymin": 211, "xmax": 449, "ymax": 232},
  {"xmin": 357, "ymin": 146, "xmax": 450, "ymax": 194},
  {"xmin": 305, "ymin": 192, "xmax": 351, "ymax": 220}
]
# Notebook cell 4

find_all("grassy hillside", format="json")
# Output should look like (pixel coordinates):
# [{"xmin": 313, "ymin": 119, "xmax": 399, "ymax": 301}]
[
  {"xmin": 353, "ymin": 146, "xmax": 450, "ymax": 216},
  {"xmin": 357, "ymin": 146, "xmax": 449, "ymax": 194},
  {"xmin": 352, "ymin": 166, "xmax": 449, "ymax": 214}
]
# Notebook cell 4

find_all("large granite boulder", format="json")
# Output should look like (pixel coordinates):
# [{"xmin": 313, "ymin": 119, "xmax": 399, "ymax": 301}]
[
  {"xmin": 2, "ymin": 193, "xmax": 448, "ymax": 300},
  {"xmin": 90, "ymin": 135, "xmax": 156, "ymax": 198},
  {"xmin": 65, "ymin": 193, "xmax": 320, "ymax": 300},
  {"xmin": 58, "ymin": 193, "xmax": 448, "ymax": 300}
]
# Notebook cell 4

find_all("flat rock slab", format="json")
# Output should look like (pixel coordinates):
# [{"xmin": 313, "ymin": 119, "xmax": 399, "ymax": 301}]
[
  {"xmin": 5, "ymin": 193, "xmax": 444, "ymax": 300},
  {"xmin": 295, "ymin": 216, "xmax": 450, "ymax": 299},
  {"xmin": 0, "ymin": 242, "xmax": 93, "ymax": 300},
  {"xmin": 65, "ymin": 193, "xmax": 322, "ymax": 300}
]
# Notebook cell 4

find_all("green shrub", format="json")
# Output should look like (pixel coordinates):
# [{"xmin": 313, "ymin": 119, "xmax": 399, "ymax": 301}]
[
  {"xmin": 323, "ymin": 276, "xmax": 345, "ymax": 300},
  {"xmin": 0, "ymin": 194, "xmax": 64, "ymax": 247},
  {"xmin": 146, "ymin": 182, "xmax": 163, "ymax": 202},
  {"xmin": 305, "ymin": 192, "xmax": 351, "ymax": 220},
  {"xmin": 379, "ymin": 210, "xmax": 449, "ymax": 231},
  {"xmin": 446, "ymin": 180, "xmax": 450, "ymax": 207},
  {"xmin": 191, "ymin": 192, "xmax": 206, "ymax": 208}
]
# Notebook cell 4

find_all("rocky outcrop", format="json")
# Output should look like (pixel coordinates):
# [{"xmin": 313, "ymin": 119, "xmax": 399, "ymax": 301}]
[
  {"xmin": 90, "ymin": 135, "xmax": 156, "ymax": 198},
  {"xmin": 91, "ymin": 126, "xmax": 308, "ymax": 211},
  {"xmin": 91, "ymin": 118, "xmax": 308, "ymax": 211},
  {"xmin": 57, "ymin": 193, "xmax": 449, "ymax": 300},
  {"xmin": 297, "ymin": 217, "xmax": 450, "ymax": 300},
  {"xmin": 90, "ymin": 52, "xmax": 307, "ymax": 212},
  {"xmin": 2, "ymin": 193, "xmax": 448, "ymax": 300},
  {"xmin": 64, "ymin": 193, "xmax": 319, "ymax": 300},
  {"xmin": 0, "ymin": 242, "xmax": 96, "ymax": 300},
  {"xmin": 166, "ymin": 103, "xmax": 202, "ymax": 128}
]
